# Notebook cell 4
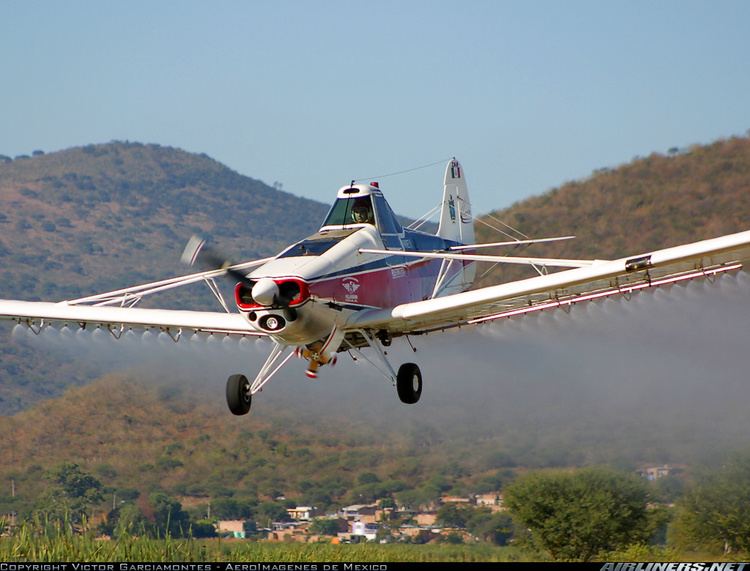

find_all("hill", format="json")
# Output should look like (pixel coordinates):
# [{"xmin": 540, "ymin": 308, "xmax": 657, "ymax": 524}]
[
  {"xmin": 0, "ymin": 141, "xmax": 328, "ymax": 301},
  {"xmin": 475, "ymin": 136, "xmax": 750, "ymax": 286},
  {"xmin": 0, "ymin": 373, "xmax": 509, "ymax": 518},
  {"xmin": 3, "ymin": 136, "xmax": 750, "ymax": 521},
  {"xmin": 0, "ymin": 142, "xmax": 329, "ymax": 412}
]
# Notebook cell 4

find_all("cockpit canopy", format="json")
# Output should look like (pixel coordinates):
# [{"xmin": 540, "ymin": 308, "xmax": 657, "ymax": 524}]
[{"xmin": 320, "ymin": 183, "xmax": 402, "ymax": 234}]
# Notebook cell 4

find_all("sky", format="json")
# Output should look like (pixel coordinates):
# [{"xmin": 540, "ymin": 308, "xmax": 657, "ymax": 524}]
[{"xmin": 2, "ymin": 1, "xmax": 750, "ymax": 218}]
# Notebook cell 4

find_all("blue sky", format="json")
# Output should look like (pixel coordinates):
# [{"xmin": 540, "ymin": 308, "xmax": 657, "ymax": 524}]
[{"xmin": 2, "ymin": 1, "xmax": 749, "ymax": 218}]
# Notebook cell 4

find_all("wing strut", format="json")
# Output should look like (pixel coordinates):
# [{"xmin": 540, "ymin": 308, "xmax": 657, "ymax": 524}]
[
  {"xmin": 250, "ymin": 341, "xmax": 295, "ymax": 395},
  {"xmin": 431, "ymin": 259, "xmax": 457, "ymax": 299},
  {"xmin": 343, "ymin": 330, "xmax": 398, "ymax": 385},
  {"xmin": 359, "ymin": 248, "xmax": 601, "ymax": 268}
]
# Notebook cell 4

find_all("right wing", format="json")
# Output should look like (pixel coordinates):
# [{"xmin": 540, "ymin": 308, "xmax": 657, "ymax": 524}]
[
  {"xmin": 0, "ymin": 300, "xmax": 262, "ymax": 338},
  {"xmin": 349, "ymin": 229, "xmax": 750, "ymax": 335},
  {"xmin": 0, "ymin": 257, "xmax": 273, "ymax": 338}
]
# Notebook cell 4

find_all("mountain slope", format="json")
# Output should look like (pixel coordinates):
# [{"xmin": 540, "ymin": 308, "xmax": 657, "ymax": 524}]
[
  {"xmin": 0, "ymin": 142, "xmax": 329, "ymax": 412},
  {"xmin": 2, "ymin": 136, "xmax": 750, "ymax": 415},
  {"xmin": 475, "ymin": 136, "xmax": 750, "ymax": 286},
  {"xmin": 0, "ymin": 141, "xmax": 328, "ymax": 301},
  {"xmin": 3, "ymin": 137, "xmax": 750, "ymax": 518}
]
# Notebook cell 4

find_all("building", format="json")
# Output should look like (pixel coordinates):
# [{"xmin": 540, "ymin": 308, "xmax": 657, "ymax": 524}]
[
  {"xmin": 350, "ymin": 521, "xmax": 379, "ymax": 541},
  {"xmin": 475, "ymin": 492, "xmax": 505, "ymax": 511},
  {"xmin": 267, "ymin": 521, "xmax": 310, "ymax": 542},
  {"xmin": 415, "ymin": 512, "xmax": 437, "ymax": 526},
  {"xmin": 638, "ymin": 465, "xmax": 677, "ymax": 481},
  {"xmin": 286, "ymin": 506, "xmax": 316, "ymax": 521},
  {"xmin": 339, "ymin": 503, "xmax": 378, "ymax": 520},
  {"xmin": 216, "ymin": 520, "xmax": 246, "ymax": 538},
  {"xmin": 439, "ymin": 496, "xmax": 472, "ymax": 505}
]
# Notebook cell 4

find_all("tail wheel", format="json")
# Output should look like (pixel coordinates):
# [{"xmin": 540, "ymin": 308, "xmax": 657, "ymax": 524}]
[
  {"xmin": 226, "ymin": 374, "xmax": 252, "ymax": 415},
  {"xmin": 396, "ymin": 363, "xmax": 422, "ymax": 404}
]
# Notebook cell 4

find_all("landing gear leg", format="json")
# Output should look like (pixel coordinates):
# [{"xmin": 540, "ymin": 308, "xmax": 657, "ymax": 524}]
[
  {"xmin": 226, "ymin": 341, "xmax": 294, "ymax": 416},
  {"xmin": 298, "ymin": 326, "xmax": 344, "ymax": 379},
  {"xmin": 347, "ymin": 330, "xmax": 424, "ymax": 405}
]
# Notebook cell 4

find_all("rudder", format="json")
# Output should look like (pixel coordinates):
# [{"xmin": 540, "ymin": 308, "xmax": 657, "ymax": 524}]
[
  {"xmin": 437, "ymin": 158, "xmax": 474, "ymax": 245},
  {"xmin": 436, "ymin": 158, "xmax": 476, "ymax": 293}
]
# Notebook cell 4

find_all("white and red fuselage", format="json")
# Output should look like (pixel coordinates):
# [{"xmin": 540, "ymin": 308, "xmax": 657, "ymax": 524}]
[{"xmin": 234, "ymin": 180, "xmax": 475, "ymax": 349}]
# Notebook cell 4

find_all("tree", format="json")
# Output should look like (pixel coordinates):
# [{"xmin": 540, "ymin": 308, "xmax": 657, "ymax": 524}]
[
  {"xmin": 254, "ymin": 501, "xmax": 290, "ymax": 528},
  {"xmin": 35, "ymin": 463, "xmax": 104, "ymax": 528},
  {"xmin": 148, "ymin": 492, "xmax": 191, "ymax": 538},
  {"xmin": 504, "ymin": 467, "xmax": 649, "ymax": 561},
  {"xmin": 100, "ymin": 503, "xmax": 148, "ymax": 538},
  {"xmin": 670, "ymin": 453, "xmax": 750, "ymax": 554},
  {"xmin": 358, "ymin": 472, "xmax": 380, "ymax": 484},
  {"xmin": 466, "ymin": 509, "xmax": 515, "ymax": 546},
  {"xmin": 309, "ymin": 518, "xmax": 343, "ymax": 536},
  {"xmin": 436, "ymin": 504, "xmax": 470, "ymax": 528}
]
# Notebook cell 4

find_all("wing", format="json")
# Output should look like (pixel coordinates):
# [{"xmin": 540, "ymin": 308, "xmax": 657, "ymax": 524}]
[
  {"xmin": 348, "ymin": 230, "xmax": 750, "ymax": 335},
  {"xmin": 0, "ymin": 257, "xmax": 273, "ymax": 338},
  {"xmin": 0, "ymin": 300, "xmax": 261, "ymax": 337}
]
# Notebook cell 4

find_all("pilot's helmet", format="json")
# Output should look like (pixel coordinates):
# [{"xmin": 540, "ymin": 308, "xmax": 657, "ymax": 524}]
[{"xmin": 352, "ymin": 199, "xmax": 373, "ymax": 224}]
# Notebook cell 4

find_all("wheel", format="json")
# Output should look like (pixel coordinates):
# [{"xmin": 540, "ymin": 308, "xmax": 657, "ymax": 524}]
[
  {"xmin": 396, "ymin": 363, "xmax": 422, "ymax": 404},
  {"xmin": 226, "ymin": 374, "xmax": 252, "ymax": 415}
]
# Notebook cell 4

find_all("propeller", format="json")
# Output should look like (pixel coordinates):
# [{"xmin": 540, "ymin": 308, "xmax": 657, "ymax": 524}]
[
  {"xmin": 181, "ymin": 235, "xmax": 254, "ymax": 287},
  {"xmin": 181, "ymin": 236, "xmax": 297, "ymax": 319}
]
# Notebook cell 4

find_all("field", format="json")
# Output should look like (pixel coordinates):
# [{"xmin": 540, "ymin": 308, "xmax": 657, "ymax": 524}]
[
  {"xmin": 1, "ymin": 530, "xmax": 532, "ymax": 562},
  {"xmin": 3, "ymin": 529, "xmax": 742, "ymax": 563}
]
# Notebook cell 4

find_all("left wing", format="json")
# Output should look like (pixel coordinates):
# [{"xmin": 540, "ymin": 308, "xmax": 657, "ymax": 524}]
[{"xmin": 349, "ymin": 230, "xmax": 750, "ymax": 335}]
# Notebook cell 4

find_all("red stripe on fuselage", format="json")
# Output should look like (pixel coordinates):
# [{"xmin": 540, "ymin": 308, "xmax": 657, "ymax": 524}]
[{"xmin": 308, "ymin": 257, "xmax": 468, "ymax": 309}]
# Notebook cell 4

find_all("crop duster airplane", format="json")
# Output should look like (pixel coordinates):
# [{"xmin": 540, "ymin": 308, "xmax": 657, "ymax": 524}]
[{"xmin": 2, "ymin": 159, "xmax": 750, "ymax": 415}]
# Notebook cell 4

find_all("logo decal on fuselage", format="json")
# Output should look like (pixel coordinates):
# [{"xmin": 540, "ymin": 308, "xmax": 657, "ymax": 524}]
[
  {"xmin": 391, "ymin": 266, "xmax": 406, "ymax": 279},
  {"xmin": 342, "ymin": 277, "xmax": 360, "ymax": 302}
]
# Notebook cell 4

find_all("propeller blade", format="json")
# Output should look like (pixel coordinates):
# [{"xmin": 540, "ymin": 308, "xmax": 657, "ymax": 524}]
[{"xmin": 181, "ymin": 235, "xmax": 254, "ymax": 286}]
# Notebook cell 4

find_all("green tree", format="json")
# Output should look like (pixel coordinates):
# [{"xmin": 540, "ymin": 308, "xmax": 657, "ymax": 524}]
[
  {"xmin": 670, "ymin": 454, "xmax": 750, "ymax": 554},
  {"xmin": 99, "ymin": 503, "xmax": 148, "ymax": 538},
  {"xmin": 436, "ymin": 504, "xmax": 471, "ymax": 528},
  {"xmin": 254, "ymin": 501, "xmax": 290, "ymax": 528},
  {"xmin": 358, "ymin": 472, "xmax": 380, "ymax": 484},
  {"xmin": 466, "ymin": 508, "xmax": 515, "ymax": 546},
  {"xmin": 35, "ymin": 463, "xmax": 104, "ymax": 528},
  {"xmin": 309, "ymin": 518, "xmax": 342, "ymax": 536},
  {"xmin": 148, "ymin": 492, "xmax": 191, "ymax": 538},
  {"xmin": 504, "ymin": 467, "xmax": 649, "ymax": 561},
  {"xmin": 190, "ymin": 519, "xmax": 218, "ymax": 538}
]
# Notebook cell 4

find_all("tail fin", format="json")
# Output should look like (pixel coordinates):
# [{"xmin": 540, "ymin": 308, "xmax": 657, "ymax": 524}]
[
  {"xmin": 436, "ymin": 159, "xmax": 476, "ymax": 294},
  {"xmin": 437, "ymin": 158, "xmax": 475, "ymax": 245}
]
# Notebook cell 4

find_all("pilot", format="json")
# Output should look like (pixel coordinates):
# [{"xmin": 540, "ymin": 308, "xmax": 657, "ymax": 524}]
[{"xmin": 352, "ymin": 199, "xmax": 374, "ymax": 225}]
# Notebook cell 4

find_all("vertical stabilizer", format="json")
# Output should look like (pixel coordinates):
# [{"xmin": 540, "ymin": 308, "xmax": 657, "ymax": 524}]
[
  {"xmin": 436, "ymin": 159, "xmax": 476, "ymax": 294},
  {"xmin": 437, "ymin": 159, "xmax": 474, "ymax": 245}
]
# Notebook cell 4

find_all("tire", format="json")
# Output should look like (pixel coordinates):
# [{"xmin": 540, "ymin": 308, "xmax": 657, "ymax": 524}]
[
  {"xmin": 226, "ymin": 374, "xmax": 252, "ymax": 415},
  {"xmin": 396, "ymin": 363, "xmax": 422, "ymax": 404}
]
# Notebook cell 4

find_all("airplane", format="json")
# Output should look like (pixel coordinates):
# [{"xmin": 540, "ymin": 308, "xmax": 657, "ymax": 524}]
[{"xmin": 2, "ymin": 158, "xmax": 750, "ymax": 416}]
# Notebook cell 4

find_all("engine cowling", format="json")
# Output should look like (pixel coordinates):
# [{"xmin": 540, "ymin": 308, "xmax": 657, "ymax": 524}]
[{"xmin": 234, "ymin": 278, "xmax": 310, "ymax": 310}]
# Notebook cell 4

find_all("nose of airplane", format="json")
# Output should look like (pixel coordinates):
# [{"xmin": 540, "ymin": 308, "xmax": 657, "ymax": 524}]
[{"xmin": 252, "ymin": 278, "xmax": 279, "ymax": 307}]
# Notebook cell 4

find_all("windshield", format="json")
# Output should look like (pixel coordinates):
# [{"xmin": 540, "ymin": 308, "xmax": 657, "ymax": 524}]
[
  {"xmin": 278, "ymin": 230, "xmax": 356, "ymax": 258},
  {"xmin": 279, "ymin": 238, "xmax": 342, "ymax": 258},
  {"xmin": 322, "ymin": 196, "xmax": 375, "ymax": 227}
]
